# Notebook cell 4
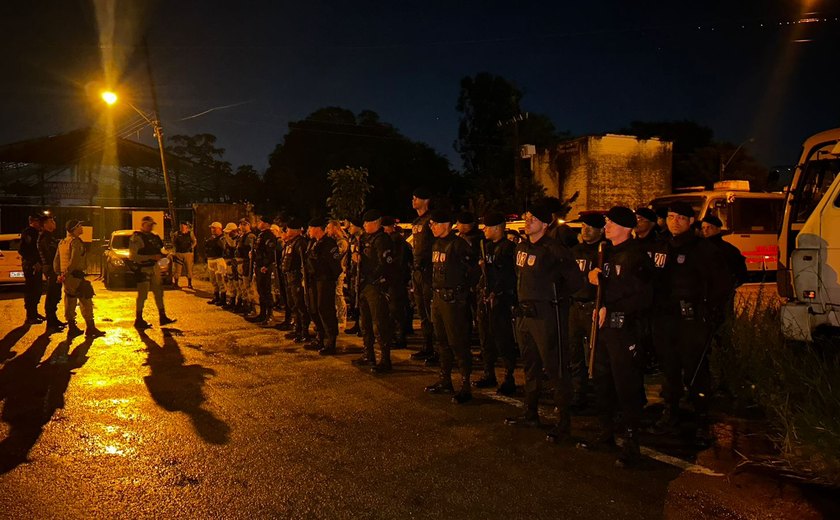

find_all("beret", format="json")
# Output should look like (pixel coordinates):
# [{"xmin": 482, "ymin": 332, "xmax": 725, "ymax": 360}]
[
  {"xmin": 605, "ymin": 206, "xmax": 637, "ymax": 229},
  {"xmin": 456, "ymin": 212, "xmax": 475, "ymax": 225},
  {"xmin": 579, "ymin": 213, "xmax": 606, "ymax": 228},
  {"xmin": 429, "ymin": 209, "xmax": 452, "ymax": 223},
  {"xmin": 526, "ymin": 202, "xmax": 553, "ymax": 225},
  {"xmin": 483, "ymin": 212, "xmax": 506, "ymax": 227},
  {"xmin": 668, "ymin": 201, "xmax": 695, "ymax": 219},
  {"xmin": 412, "ymin": 187, "xmax": 432, "ymax": 199},
  {"xmin": 635, "ymin": 207, "xmax": 657, "ymax": 223},
  {"xmin": 362, "ymin": 209, "xmax": 382, "ymax": 222},
  {"xmin": 702, "ymin": 214, "xmax": 723, "ymax": 228},
  {"xmin": 381, "ymin": 216, "xmax": 396, "ymax": 227}
]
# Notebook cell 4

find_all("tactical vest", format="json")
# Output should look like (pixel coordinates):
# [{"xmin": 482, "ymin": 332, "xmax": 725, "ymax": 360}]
[
  {"xmin": 431, "ymin": 234, "xmax": 469, "ymax": 289},
  {"xmin": 173, "ymin": 231, "xmax": 193, "ymax": 253},
  {"xmin": 134, "ymin": 232, "xmax": 163, "ymax": 256}
]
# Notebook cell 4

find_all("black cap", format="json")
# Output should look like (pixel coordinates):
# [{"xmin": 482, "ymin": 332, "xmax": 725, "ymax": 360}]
[
  {"xmin": 635, "ymin": 207, "xmax": 657, "ymax": 223},
  {"xmin": 65, "ymin": 219, "xmax": 84, "ymax": 232},
  {"xmin": 37, "ymin": 211, "xmax": 55, "ymax": 222},
  {"xmin": 429, "ymin": 209, "xmax": 452, "ymax": 224},
  {"xmin": 655, "ymin": 207, "xmax": 669, "ymax": 219},
  {"xmin": 180, "ymin": 221, "xmax": 193, "ymax": 228},
  {"xmin": 605, "ymin": 206, "xmax": 637, "ymax": 229},
  {"xmin": 579, "ymin": 213, "xmax": 606, "ymax": 228},
  {"xmin": 668, "ymin": 201, "xmax": 695, "ymax": 219},
  {"xmin": 702, "ymin": 214, "xmax": 723, "ymax": 228},
  {"xmin": 287, "ymin": 217, "xmax": 305, "ymax": 230},
  {"xmin": 412, "ymin": 187, "xmax": 432, "ymax": 200},
  {"xmin": 362, "ymin": 209, "xmax": 382, "ymax": 222},
  {"xmin": 141, "ymin": 215, "xmax": 157, "ymax": 224},
  {"xmin": 381, "ymin": 215, "xmax": 396, "ymax": 227},
  {"xmin": 483, "ymin": 212, "xmax": 506, "ymax": 227},
  {"xmin": 526, "ymin": 202, "xmax": 553, "ymax": 225},
  {"xmin": 456, "ymin": 212, "xmax": 475, "ymax": 225},
  {"xmin": 258, "ymin": 214, "xmax": 273, "ymax": 224},
  {"xmin": 308, "ymin": 217, "xmax": 326, "ymax": 229},
  {"xmin": 347, "ymin": 215, "xmax": 363, "ymax": 227}
]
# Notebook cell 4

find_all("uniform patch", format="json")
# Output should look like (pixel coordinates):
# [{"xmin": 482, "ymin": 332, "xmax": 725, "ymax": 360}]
[
  {"xmin": 653, "ymin": 252, "xmax": 666, "ymax": 268},
  {"xmin": 576, "ymin": 259, "xmax": 587, "ymax": 272},
  {"xmin": 677, "ymin": 254, "xmax": 685, "ymax": 264},
  {"xmin": 615, "ymin": 264, "xmax": 621, "ymax": 276},
  {"xmin": 527, "ymin": 254, "xmax": 536, "ymax": 266},
  {"xmin": 515, "ymin": 251, "xmax": 527, "ymax": 267},
  {"xmin": 432, "ymin": 251, "xmax": 440, "ymax": 262},
  {"xmin": 440, "ymin": 253, "xmax": 447, "ymax": 262}
]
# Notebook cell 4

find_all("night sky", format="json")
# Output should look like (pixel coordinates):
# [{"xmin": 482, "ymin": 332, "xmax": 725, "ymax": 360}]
[{"xmin": 1, "ymin": 1, "xmax": 838, "ymax": 173}]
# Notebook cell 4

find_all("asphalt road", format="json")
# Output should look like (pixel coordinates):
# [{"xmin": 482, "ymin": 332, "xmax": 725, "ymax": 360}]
[{"xmin": 0, "ymin": 280, "xmax": 828, "ymax": 519}]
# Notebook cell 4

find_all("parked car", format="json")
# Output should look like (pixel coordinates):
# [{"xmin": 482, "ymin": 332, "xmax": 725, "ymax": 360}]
[
  {"xmin": 0, "ymin": 233, "xmax": 24, "ymax": 285},
  {"xmin": 103, "ymin": 230, "xmax": 171, "ymax": 289}
]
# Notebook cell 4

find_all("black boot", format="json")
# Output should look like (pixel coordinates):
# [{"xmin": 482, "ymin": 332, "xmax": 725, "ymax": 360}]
[
  {"xmin": 344, "ymin": 322, "xmax": 360, "ymax": 335},
  {"xmin": 472, "ymin": 372, "xmax": 498, "ymax": 388},
  {"xmin": 452, "ymin": 375, "xmax": 473, "ymax": 404},
  {"xmin": 134, "ymin": 317, "xmax": 153, "ymax": 330},
  {"xmin": 372, "ymin": 346, "xmax": 392, "ymax": 373},
  {"xmin": 423, "ymin": 351, "xmax": 440, "ymax": 367},
  {"xmin": 352, "ymin": 353, "xmax": 376, "ymax": 366},
  {"xmin": 496, "ymin": 373, "xmax": 516, "ymax": 396},
  {"xmin": 215, "ymin": 292, "xmax": 227, "ymax": 306},
  {"xmin": 504, "ymin": 410, "xmax": 540, "ymax": 427},
  {"xmin": 66, "ymin": 323, "xmax": 84, "ymax": 338},
  {"xmin": 546, "ymin": 416, "xmax": 572, "ymax": 444},
  {"xmin": 160, "ymin": 313, "xmax": 177, "ymax": 326},
  {"xmin": 424, "ymin": 371, "xmax": 454, "ymax": 394},
  {"xmin": 208, "ymin": 292, "xmax": 219, "ymax": 304},
  {"xmin": 616, "ymin": 428, "xmax": 641, "ymax": 468}
]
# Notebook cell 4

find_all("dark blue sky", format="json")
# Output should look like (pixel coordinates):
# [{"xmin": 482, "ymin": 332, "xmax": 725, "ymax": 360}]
[{"xmin": 2, "ymin": 1, "xmax": 838, "ymax": 173}]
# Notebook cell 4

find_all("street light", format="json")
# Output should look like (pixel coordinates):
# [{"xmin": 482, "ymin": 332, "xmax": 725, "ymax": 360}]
[
  {"xmin": 720, "ymin": 137, "xmax": 755, "ymax": 180},
  {"xmin": 101, "ymin": 90, "xmax": 176, "ymax": 231}
]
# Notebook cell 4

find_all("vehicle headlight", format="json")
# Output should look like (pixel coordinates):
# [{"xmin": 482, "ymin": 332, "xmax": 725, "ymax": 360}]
[{"xmin": 110, "ymin": 258, "xmax": 124, "ymax": 266}]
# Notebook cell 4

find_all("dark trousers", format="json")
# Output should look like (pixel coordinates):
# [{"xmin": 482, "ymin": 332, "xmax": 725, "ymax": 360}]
[
  {"xmin": 22, "ymin": 262, "xmax": 42, "ymax": 318},
  {"xmin": 285, "ymin": 274, "xmax": 310, "ymax": 335},
  {"xmin": 593, "ymin": 323, "xmax": 645, "ymax": 432},
  {"xmin": 515, "ymin": 300, "xmax": 572, "ymax": 422},
  {"xmin": 309, "ymin": 279, "xmax": 338, "ymax": 347},
  {"xmin": 477, "ymin": 294, "xmax": 516, "ymax": 376},
  {"xmin": 653, "ymin": 311, "xmax": 712, "ymax": 415},
  {"xmin": 359, "ymin": 284, "xmax": 393, "ymax": 360},
  {"xmin": 256, "ymin": 268, "xmax": 274, "ymax": 311},
  {"xmin": 568, "ymin": 301, "xmax": 595, "ymax": 394},
  {"xmin": 431, "ymin": 292, "xmax": 471, "ymax": 382},
  {"xmin": 387, "ymin": 282, "xmax": 409, "ymax": 342},
  {"xmin": 44, "ymin": 275, "xmax": 63, "ymax": 322},
  {"xmin": 412, "ymin": 268, "xmax": 434, "ymax": 351}
]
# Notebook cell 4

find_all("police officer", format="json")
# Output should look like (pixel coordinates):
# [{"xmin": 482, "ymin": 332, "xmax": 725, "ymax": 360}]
[
  {"xmin": 650, "ymin": 201, "xmax": 730, "ymax": 445},
  {"xmin": 171, "ymin": 221, "xmax": 197, "ymax": 289},
  {"xmin": 409, "ymin": 187, "xmax": 438, "ymax": 364},
  {"xmin": 423, "ymin": 209, "xmax": 477, "ymax": 403},
  {"xmin": 382, "ymin": 215, "xmax": 412, "ymax": 349},
  {"xmin": 343, "ymin": 216, "xmax": 364, "ymax": 335},
  {"xmin": 37, "ymin": 213, "xmax": 65, "ymax": 332},
  {"xmin": 456, "ymin": 212, "xmax": 483, "ymax": 340},
  {"xmin": 504, "ymin": 200, "xmax": 582, "ymax": 442},
  {"xmin": 701, "ymin": 214, "xmax": 747, "ymax": 287},
  {"xmin": 251, "ymin": 215, "xmax": 279, "ymax": 326},
  {"xmin": 236, "ymin": 218, "xmax": 258, "ymax": 318},
  {"xmin": 221, "ymin": 223, "xmax": 240, "ymax": 308},
  {"xmin": 281, "ymin": 218, "xmax": 311, "ymax": 343},
  {"xmin": 352, "ymin": 210, "xmax": 396, "ymax": 372},
  {"xmin": 474, "ymin": 212, "xmax": 518, "ymax": 395},
  {"xmin": 303, "ymin": 218, "xmax": 343, "ymax": 354},
  {"xmin": 634, "ymin": 207, "xmax": 667, "ymax": 375},
  {"xmin": 129, "ymin": 216, "xmax": 176, "ymax": 329},
  {"xmin": 205, "ymin": 222, "xmax": 226, "ymax": 305},
  {"xmin": 56, "ymin": 220, "xmax": 105, "ymax": 338},
  {"xmin": 326, "ymin": 219, "xmax": 350, "ymax": 332},
  {"xmin": 19, "ymin": 213, "xmax": 45, "ymax": 324},
  {"xmin": 634, "ymin": 208, "xmax": 659, "ymax": 244},
  {"xmin": 568, "ymin": 213, "xmax": 606, "ymax": 408},
  {"xmin": 271, "ymin": 222, "xmax": 292, "ymax": 329},
  {"xmin": 583, "ymin": 207, "xmax": 654, "ymax": 467}
]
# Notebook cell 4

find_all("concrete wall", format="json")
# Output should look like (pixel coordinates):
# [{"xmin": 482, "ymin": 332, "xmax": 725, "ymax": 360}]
[{"xmin": 532, "ymin": 134, "xmax": 672, "ymax": 217}]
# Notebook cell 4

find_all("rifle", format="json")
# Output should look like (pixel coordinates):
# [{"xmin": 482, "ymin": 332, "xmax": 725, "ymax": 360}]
[
  {"xmin": 478, "ymin": 239, "xmax": 491, "ymax": 311},
  {"xmin": 551, "ymin": 282, "xmax": 566, "ymax": 381},
  {"xmin": 353, "ymin": 236, "xmax": 362, "ymax": 311},
  {"xmin": 587, "ymin": 242, "xmax": 606, "ymax": 380}
]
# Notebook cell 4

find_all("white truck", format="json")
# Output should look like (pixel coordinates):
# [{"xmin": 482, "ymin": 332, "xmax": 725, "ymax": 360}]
[{"xmin": 777, "ymin": 128, "xmax": 840, "ymax": 341}]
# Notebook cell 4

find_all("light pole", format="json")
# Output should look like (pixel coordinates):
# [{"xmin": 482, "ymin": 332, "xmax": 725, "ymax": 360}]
[
  {"xmin": 101, "ymin": 91, "xmax": 176, "ymax": 231},
  {"xmin": 720, "ymin": 137, "xmax": 755, "ymax": 181}
]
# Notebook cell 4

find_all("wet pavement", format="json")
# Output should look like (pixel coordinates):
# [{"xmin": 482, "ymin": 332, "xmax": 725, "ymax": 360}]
[{"xmin": 0, "ymin": 280, "xmax": 833, "ymax": 519}]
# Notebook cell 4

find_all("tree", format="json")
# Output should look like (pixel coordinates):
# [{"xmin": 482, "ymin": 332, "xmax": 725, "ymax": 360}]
[
  {"xmin": 231, "ymin": 164, "xmax": 263, "ymax": 204},
  {"xmin": 326, "ymin": 166, "xmax": 371, "ymax": 219},
  {"xmin": 455, "ymin": 73, "xmax": 566, "ymax": 213},
  {"xmin": 263, "ymin": 107, "xmax": 455, "ymax": 219},
  {"xmin": 166, "ymin": 133, "xmax": 235, "ymax": 202}
]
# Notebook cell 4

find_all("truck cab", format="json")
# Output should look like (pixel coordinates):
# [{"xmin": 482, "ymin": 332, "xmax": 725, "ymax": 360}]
[
  {"xmin": 777, "ymin": 129, "xmax": 840, "ymax": 340},
  {"xmin": 649, "ymin": 182, "xmax": 785, "ymax": 276}
]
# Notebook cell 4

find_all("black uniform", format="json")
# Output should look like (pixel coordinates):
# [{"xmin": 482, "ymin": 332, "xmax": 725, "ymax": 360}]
[
  {"xmin": 387, "ymin": 229, "xmax": 413, "ymax": 346},
  {"xmin": 274, "ymin": 238, "xmax": 290, "ymax": 321},
  {"xmin": 592, "ymin": 239, "xmax": 653, "ymax": 442},
  {"xmin": 654, "ymin": 231, "xmax": 730, "ymax": 423},
  {"xmin": 430, "ymin": 232, "xmax": 476, "ymax": 392},
  {"xmin": 357, "ymin": 229, "xmax": 395, "ymax": 365},
  {"xmin": 459, "ymin": 227, "xmax": 483, "ymax": 340},
  {"xmin": 707, "ymin": 235, "xmax": 747, "ymax": 290},
  {"xmin": 281, "ymin": 234, "xmax": 311, "ymax": 338},
  {"xmin": 569, "ymin": 239, "xmax": 603, "ymax": 402},
  {"xmin": 19, "ymin": 224, "xmax": 43, "ymax": 321},
  {"xmin": 513, "ymin": 234, "xmax": 582, "ymax": 432},
  {"xmin": 411, "ymin": 211, "xmax": 435, "ymax": 356},
  {"xmin": 305, "ymin": 235, "xmax": 342, "ymax": 349},
  {"xmin": 476, "ymin": 236, "xmax": 517, "ymax": 385},
  {"xmin": 37, "ymin": 229, "xmax": 62, "ymax": 326},
  {"xmin": 253, "ymin": 228, "xmax": 278, "ymax": 321}
]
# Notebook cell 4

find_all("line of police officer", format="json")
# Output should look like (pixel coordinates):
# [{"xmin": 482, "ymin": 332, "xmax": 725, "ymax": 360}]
[{"xmin": 196, "ymin": 187, "xmax": 743, "ymax": 468}]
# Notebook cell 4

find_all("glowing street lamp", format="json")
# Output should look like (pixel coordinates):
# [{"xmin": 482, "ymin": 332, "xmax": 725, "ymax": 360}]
[{"xmin": 101, "ymin": 89, "xmax": 176, "ymax": 229}]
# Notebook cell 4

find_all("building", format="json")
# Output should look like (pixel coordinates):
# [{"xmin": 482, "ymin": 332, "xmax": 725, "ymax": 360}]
[{"xmin": 531, "ymin": 134, "xmax": 672, "ymax": 217}]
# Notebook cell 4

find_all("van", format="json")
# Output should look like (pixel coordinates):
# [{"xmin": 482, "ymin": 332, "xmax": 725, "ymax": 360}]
[
  {"xmin": 0, "ymin": 233, "xmax": 24, "ymax": 285},
  {"xmin": 649, "ymin": 181, "xmax": 785, "ymax": 275}
]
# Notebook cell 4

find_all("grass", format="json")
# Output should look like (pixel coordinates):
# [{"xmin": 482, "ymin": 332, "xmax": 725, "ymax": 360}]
[{"xmin": 712, "ymin": 287, "xmax": 840, "ymax": 487}]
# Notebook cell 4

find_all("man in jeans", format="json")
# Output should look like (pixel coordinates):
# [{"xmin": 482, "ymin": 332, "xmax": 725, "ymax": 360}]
[{"xmin": 171, "ymin": 221, "xmax": 197, "ymax": 289}]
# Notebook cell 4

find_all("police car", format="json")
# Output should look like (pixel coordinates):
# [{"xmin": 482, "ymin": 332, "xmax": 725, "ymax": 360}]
[{"xmin": 0, "ymin": 233, "xmax": 25, "ymax": 285}]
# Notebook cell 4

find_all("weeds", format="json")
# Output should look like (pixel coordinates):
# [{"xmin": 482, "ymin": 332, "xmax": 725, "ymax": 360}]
[{"xmin": 712, "ymin": 287, "xmax": 840, "ymax": 486}]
